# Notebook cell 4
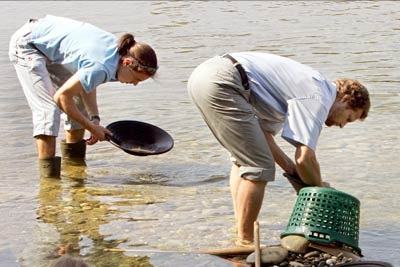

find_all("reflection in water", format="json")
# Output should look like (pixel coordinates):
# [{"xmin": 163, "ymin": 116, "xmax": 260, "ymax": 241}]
[
  {"xmin": 61, "ymin": 160, "xmax": 88, "ymax": 180},
  {"xmin": 37, "ymin": 176, "xmax": 154, "ymax": 267},
  {"xmin": 37, "ymin": 174, "xmax": 245, "ymax": 267}
]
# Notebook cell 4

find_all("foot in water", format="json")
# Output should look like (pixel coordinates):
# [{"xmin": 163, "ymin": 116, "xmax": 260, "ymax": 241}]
[{"xmin": 235, "ymin": 238, "xmax": 254, "ymax": 248}]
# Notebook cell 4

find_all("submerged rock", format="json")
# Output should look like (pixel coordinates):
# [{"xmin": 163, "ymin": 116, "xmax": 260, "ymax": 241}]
[
  {"xmin": 246, "ymin": 246, "xmax": 288, "ymax": 265},
  {"xmin": 281, "ymin": 235, "xmax": 310, "ymax": 254}
]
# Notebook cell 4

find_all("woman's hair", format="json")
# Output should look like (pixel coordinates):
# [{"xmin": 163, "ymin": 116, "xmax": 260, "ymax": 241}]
[
  {"xmin": 48, "ymin": 255, "xmax": 91, "ymax": 267},
  {"xmin": 117, "ymin": 33, "xmax": 158, "ymax": 76},
  {"xmin": 334, "ymin": 78, "xmax": 370, "ymax": 120}
]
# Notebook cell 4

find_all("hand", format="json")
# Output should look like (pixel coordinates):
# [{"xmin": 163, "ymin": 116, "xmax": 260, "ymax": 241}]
[
  {"xmin": 283, "ymin": 172, "xmax": 310, "ymax": 195},
  {"xmin": 283, "ymin": 172, "xmax": 307, "ymax": 185},
  {"xmin": 86, "ymin": 123, "xmax": 112, "ymax": 145},
  {"xmin": 85, "ymin": 134, "xmax": 98, "ymax": 145},
  {"xmin": 322, "ymin": 181, "xmax": 331, "ymax": 188}
]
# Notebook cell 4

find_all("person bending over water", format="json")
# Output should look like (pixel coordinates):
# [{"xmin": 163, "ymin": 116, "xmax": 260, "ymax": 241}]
[
  {"xmin": 187, "ymin": 52, "xmax": 370, "ymax": 246},
  {"xmin": 9, "ymin": 15, "xmax": 158, "ymax": 178}
]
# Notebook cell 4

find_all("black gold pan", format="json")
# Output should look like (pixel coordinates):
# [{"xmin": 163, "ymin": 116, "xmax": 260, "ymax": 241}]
[{"xmin": 105, "ymin": 120, "xmax": 174, "ymax": 156}]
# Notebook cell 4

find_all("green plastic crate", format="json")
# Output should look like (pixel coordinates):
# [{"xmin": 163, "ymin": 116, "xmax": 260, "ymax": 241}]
[{"xmin": 281, "ymin": 187, "xmax": 361, "ymax": 253}]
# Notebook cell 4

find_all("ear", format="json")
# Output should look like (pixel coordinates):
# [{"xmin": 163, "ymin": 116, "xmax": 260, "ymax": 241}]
[
  {"xmin": 341, "ymin": 94, "xmax": 351, "ymax": 103},
  {"xmin": 121, "ymin": 57, "xmax": 132, "ymax": 66}
]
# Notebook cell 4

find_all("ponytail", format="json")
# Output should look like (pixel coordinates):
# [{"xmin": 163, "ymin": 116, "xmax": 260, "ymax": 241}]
[
  {"xmin": 117, "ymin": 33, "xmax": 136, "ymax": 56},
  {"xmin": 117, "ymin": 33, "xmax": 158, "ymax": 76}
]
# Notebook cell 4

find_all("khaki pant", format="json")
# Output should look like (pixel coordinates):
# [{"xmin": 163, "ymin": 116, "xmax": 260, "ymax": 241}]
[{"xmin": 187, "ymin": 56, "xmax": 275, "ymax": 182}]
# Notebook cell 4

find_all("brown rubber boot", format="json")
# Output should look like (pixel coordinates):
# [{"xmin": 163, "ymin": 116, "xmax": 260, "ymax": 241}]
[
  {"xmin": 39, "ymin": 156, "xmax": 61, "ymax": 179},
  {"xmin": 61, "ymin": 139, "xmax": 87, "ymax": 166}
]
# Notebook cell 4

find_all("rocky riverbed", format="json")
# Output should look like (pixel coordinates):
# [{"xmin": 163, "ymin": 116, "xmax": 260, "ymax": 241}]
[
  {"xmin": 273, "ymin": 250, "xmax": 355, "ymax": 267},
  {"xmin": 245, "ymin": 245, "xmax": 359, "ymax": 267}
]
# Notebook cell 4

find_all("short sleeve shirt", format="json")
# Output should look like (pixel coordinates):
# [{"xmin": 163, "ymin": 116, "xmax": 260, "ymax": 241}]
[
  {"xmin": 30, "ymin": 15, "xmax": 119, "ymax": 93},
  {"xmin": 231, "ymin": 52, "xmax": 337, "ymax": 151}
]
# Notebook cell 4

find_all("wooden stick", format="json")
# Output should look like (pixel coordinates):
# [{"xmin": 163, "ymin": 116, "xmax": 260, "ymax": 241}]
[
  {"xmin": 104, "ymin": 246, "xmax": 255, "ymax": 256},
  {"xmin": 200, "ymin": 246, "xmax": 255, "ymax": 256},
  {"xmin": 104, "ymin": 248, "xmax": 177, "ymax": 253},
  {"xmin": 254, "ymin": 221, "xmax": 261, "ymax": 267}
]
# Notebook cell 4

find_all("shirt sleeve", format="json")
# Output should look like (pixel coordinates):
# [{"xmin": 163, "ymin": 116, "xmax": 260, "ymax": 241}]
[
  {"xmin": 281, "ymin": 98, "xmax": 328, "ymax": 151},
  {"xmin": 258, "ymin": 117, "xmax": 284, "ymax": 136},
  {"xmin": 76, "ymin": 62, "xmax": 108, "ymax": 93}
]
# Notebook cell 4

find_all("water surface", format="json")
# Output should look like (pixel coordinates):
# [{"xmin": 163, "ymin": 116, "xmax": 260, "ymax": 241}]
[{"xmin": 0, "ymin": 1, "xmax": 399, "ymax": 266}]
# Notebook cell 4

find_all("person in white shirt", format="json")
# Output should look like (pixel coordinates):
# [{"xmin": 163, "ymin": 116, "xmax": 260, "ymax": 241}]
[{"xmin": 187, "ymin": 52, "xmax": 370, "ymax": 247}]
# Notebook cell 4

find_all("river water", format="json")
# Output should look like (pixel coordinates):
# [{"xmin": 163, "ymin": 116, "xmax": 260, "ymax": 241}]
[{"xmin": 0, "ymin": 1, "xmax": 399, "ymax": 267}]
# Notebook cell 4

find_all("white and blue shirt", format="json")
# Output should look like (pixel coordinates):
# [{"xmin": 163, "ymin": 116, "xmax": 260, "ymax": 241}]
[
  {"xmin": 232, "ymin": 52, "xmax": 337, "ymax": 151},
  {"xmin": 30, "ymin": 15, "xmax": 119, "ymax": 93}
]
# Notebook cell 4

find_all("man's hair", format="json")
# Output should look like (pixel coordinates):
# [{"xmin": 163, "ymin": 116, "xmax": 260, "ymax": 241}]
[{"xmin": 334, "ymin": 78, "xmax": 370, "ymax": 120}]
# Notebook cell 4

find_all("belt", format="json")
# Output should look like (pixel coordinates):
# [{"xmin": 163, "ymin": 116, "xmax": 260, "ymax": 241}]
[{"xmin": 222, "ymin": 53, "xmax": 249, "ymax": 90}]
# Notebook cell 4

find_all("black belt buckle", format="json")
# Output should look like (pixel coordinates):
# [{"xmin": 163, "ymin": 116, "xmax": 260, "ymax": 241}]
[{"xmin": 222, "ymin": 53, "xmax": 249, "ymax": 90}]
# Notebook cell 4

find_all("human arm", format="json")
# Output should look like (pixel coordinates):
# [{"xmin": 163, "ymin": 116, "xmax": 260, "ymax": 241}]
[
  {"xmin": 295, "ymin": 144, "xmax": 330, "ymax": 187},
  {"xmin": 79, "ymin": 88, "xmax": 102, "ymax": 145},
  {"xmin": 264, "ymin": 131, "xmax": 310, "ymax": 193},
  {"xmin": 80, "ymin": 87, "xmax": 99, "ymax": 120},
  {"xmin": 53, "ymin": 74, "xmax": 111, "ymax": 142},
  {"xmin": 264, "ymin": 130, "xmax": 329, "ymax": 193},
  {"xmin": 264, "ymin": 131, "xmax": 296, "ymax": 174},
  {"xmin": 280, "ymin": 97, "xmax": 331, "ymax": 189}
]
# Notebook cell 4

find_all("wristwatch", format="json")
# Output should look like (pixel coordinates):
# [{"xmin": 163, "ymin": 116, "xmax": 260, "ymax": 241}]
[{"xmin": 89, "ymin": 114, "xmax": 101, "ymax": 121}]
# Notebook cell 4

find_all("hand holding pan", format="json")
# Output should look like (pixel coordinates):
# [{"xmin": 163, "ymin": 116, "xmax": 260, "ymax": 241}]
[{"xmin": 105, "ymin": 120, "xmax": 174, "ymax": 156}]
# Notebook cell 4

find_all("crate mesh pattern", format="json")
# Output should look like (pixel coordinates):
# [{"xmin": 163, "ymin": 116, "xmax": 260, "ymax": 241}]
[{"xmin": 281, "ymin": 187, "xmax": 361, "ymax": 252}]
